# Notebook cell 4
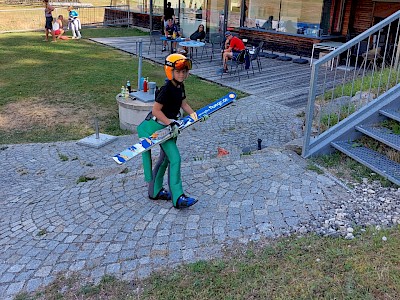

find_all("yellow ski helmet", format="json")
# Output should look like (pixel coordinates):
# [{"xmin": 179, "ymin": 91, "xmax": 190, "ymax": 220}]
[{"xmin": 164, "ymin": 53, "xmax": 192, "ymax": 80}]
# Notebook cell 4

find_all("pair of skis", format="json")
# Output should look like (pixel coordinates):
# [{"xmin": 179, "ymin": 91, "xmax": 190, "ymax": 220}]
[{"xmin": 112, "ymin": 92, "xmax": 236, "ymax": 165}]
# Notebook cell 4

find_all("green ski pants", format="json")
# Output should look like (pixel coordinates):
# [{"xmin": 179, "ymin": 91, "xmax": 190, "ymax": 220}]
[{"xmin": 137, "ymin": 119, "xmax": 183, "ymax": 206}]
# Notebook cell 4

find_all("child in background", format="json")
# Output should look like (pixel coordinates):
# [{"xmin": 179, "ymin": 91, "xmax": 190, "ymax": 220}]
[
  {"xmin": 51, "ymin": 15, "xmax": 65, "ymax": 41},
  {"xmin": 43, "ymin": 0, "xmax": 54, "ymax": 41},
  {"xmin": 67, "ymin": 6, "xmax": 82, "ymax": 39}
]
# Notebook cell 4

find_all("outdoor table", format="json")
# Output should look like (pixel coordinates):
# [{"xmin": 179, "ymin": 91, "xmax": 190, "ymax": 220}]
[
  {"xmin": 160, "ymin": 36, "xmax": 185, "ymax": 54},
  {"xmin": 310, "ymin": 41, "xmax": 344, "ymax": 70},
  {"xmin": 178, "ymin": 40, "xmax": 205, "ymax": 62}
]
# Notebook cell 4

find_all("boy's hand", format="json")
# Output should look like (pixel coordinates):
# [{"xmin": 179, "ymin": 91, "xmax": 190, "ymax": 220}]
[
  {"xmin": 190, "ymin": 112, "xmax": 198, "ymax": 121},
  {"xmin": 168, "ymin": 121, "xmax": 180, "ymax": 138}
]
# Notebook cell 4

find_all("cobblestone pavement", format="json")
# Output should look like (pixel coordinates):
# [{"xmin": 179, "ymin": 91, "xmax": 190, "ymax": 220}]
[{"xmin": 0, "ymin": 95, "xmax": 350, "ymax": 299}]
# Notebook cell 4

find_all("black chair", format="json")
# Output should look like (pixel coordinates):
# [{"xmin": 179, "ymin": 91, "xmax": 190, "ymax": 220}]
[
  {"xmin": 209, "ymin": 33, "xmax": 224, "ymax": 62},
  {"xmin": 222, "ymin": 49, "xmax": 250, "ymax": 82},
  {"xmin": 148, "ymin": 30, "xmax": 163, "ymax": 58}
]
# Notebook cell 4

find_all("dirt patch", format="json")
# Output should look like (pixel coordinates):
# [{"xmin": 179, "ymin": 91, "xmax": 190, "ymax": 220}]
[{"xmin": 0, "ymin": 97, "xmax": 111, "ymax": 131}]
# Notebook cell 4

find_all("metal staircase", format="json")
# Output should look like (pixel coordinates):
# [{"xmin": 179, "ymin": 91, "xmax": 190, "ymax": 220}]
[
  {"xmin": 302, "ymin": 11, "xmax": 400, "ymax": 185},
  {"xmin": 331, "ymin": 101, "xmax": 400, "ymax": 185}
]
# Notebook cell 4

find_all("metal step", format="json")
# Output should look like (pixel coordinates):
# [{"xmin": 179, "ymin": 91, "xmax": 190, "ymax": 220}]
[
  {"xmin": 356, "ymin": 124, "xmax": 400, "ymax": 151},
  {"xmin": 332, "ymin": 140, "xmax": 400, "ymax": 185},
  {"xmin": 380, "ymin": 108, "xmax": 400, "ymax": 122}
]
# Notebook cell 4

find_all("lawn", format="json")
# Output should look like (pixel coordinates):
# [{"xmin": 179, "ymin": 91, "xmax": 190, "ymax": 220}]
[
  {"xmin": 16, "ymin": 226, "xmax": 400, "ymax": 299},
  {"xmin": 0, "ymin": 27, "xmax": 237, "ymax": 144}
]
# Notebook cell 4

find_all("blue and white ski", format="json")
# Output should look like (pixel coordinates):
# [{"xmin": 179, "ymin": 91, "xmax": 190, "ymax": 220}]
[{"xmin": 112, "ymin": 92, "xmax": 237, "ymax": 164}]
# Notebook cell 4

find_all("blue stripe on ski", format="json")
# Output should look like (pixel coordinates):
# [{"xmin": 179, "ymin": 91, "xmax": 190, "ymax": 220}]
[{"xmin": 112, "ymin": 92, "xmax": 236, "ymax": 164}]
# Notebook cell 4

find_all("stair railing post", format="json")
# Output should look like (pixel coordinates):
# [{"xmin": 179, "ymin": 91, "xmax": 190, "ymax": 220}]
[{"xmin": 302, "ymin": 63, "xmax": 319, "ymax": 158}]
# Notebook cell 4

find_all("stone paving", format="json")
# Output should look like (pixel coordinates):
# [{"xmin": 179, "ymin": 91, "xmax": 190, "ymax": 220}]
[{"xmin": 0, "ymin": 92, "xmax": 351, "ymax": 299}]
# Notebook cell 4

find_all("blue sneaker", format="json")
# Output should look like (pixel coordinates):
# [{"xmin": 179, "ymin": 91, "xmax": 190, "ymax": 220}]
[
  {"xmin": 149, "ymin": 188, "xmax": 171, "ymax": 200},
  {"xmin": 174, "ymin": 194, "xmax": 198, "ymax": 209}
]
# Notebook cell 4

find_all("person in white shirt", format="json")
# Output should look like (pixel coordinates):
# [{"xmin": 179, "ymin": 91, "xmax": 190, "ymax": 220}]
[{"xmin": 52, "ymin": 15, "xmax": 65, "ymax": 42}]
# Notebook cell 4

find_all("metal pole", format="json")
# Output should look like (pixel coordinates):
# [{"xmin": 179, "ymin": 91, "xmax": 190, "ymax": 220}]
[
  {"xmin": 127, "ymin": 0, "xmax": 130, "ymax": 27},
  {"xmin": 138, "ymin": 39, "xmax": 143, "ymax": 90},
  {"xmin": 94, "ymin": 117, "xmax": 99, "ymax": 139},
  {"xmin": 149, "ymin": 0, "xmax": 153, "ymax": 32},
  {"xmin": 223, "ymin": 0, "xmax": 229, "ymax": 34}
]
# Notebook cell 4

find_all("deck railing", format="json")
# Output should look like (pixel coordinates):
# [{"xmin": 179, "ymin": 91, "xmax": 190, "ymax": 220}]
[
  {"xmin": 302, "ymin": 10, "xmax": 400, "ymax": 158},
  {"xmin": 0, "ymin": 5, "xmax": 129, "ymax": 33}
]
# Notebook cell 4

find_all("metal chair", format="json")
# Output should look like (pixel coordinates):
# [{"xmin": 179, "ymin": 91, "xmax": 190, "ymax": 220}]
[
  {"xmin": 148, "ymin": 30, "xmax": 163, "ymax": 58},
  {"xmin": 221, "ymin": 49, "xmax": 250, "ymax": 82},
  {"xmin": 209, "ymin": 33, "xmax": 224, "ymax": 62},
  {"xmin": 249, "ymin": 45, "xmax": 262, "ymax": 73}
]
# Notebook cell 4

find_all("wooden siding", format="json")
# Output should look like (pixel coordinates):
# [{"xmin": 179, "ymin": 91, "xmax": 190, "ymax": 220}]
[
  {"xmin": 353, "ymin": 0, "xmax": 374, "ymax": 34},
  {"xmin": 341, "ymin": 0, "xmax": 353, "ymax": 35},
  {"xmin": 373, "ymin": 2, "xmax": 400, "ymax": 18}
]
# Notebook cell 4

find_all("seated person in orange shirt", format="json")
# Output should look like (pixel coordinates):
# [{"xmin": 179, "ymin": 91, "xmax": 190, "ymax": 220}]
[{"xmin": 222, "ymin": 31, "xmax": 246, "ymax": 73}]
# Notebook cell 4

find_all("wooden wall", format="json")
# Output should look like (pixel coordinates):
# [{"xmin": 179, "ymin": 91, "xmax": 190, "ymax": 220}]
[
  {"xmin": 373, "ymin": 2, "xmax": 400, "ymax": 18},
  {"xmin": 340, "ymin": 0, "xmax": 400, "ymax": 36},
  {"xmin": 351, "ymin": 0, "xmax": 374, "ymax": 35},
  {"xmin": 341, "ymin": 0, "xmax": 354, "ymax": 35}
]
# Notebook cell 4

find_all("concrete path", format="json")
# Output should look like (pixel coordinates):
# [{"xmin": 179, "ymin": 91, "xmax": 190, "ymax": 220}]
[{"xmin": 0, "ymin": 48, "xmax": 350, "ymax": 299}]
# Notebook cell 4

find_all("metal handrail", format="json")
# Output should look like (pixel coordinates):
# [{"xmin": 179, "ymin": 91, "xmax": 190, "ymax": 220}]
[
  {"xmin": 302, "ymin": 9, "xmax": 400, "ymax": 158},
  {"xmin": 311, "ymin": 10, "xmax": 400, "ymax": 68}
]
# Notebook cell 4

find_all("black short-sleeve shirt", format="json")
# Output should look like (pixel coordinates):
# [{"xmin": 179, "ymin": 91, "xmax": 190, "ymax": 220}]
[
  {"xmin": 164, "ymin": 7, "xmax": 175, "ymax": 21},
  {"xmin": 156, "ymin": 80, "xmax": 186, "ymax": 119}
]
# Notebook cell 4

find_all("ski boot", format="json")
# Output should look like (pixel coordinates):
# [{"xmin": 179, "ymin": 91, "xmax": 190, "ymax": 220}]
[
  {"xmin": 174, "ymin": 194, "xmax": 198, "ymax": 209},
  {"xmin": 149, "ymin": 188, "xmax": 171, "ymax": 200}
]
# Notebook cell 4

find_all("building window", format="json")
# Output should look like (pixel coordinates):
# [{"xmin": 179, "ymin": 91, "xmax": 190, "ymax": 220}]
[{"xmin": 242, "ymin": 0, "xmax": 324, "ymax": 37}]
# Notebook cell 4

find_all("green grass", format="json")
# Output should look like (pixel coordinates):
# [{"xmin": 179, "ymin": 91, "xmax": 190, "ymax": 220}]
[
  {"xmin": 0, "ymin": 29, "xmax": 242, "ymax": 144},
  {"xmin": 317, "ymin": 68, "xmax": 400, "ymax": 131},
  {"xmin": 320, "ymin": 68, "xmax": 400, "ymax": 101},
  {"xmin": 17, "ymin": 226, "xmax": 400, "ymax": 300},
  {"xmin": 306, "ymin": 162, "xmax": 324, "ymax": 174},
  {"xmin": 312, "ymin": 150, "xmax": 395, "ymax": 187},
  {"xmin": 142, "ymin": 227, "xmax": 400, "ymax": 299}
]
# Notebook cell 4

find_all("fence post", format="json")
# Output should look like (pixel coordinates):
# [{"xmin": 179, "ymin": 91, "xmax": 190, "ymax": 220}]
[{"xmin": 137, "ymin": 39, "xmax": 143, "ymax": 91}]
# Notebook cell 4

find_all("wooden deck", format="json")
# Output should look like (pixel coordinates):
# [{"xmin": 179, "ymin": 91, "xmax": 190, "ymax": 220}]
[{"xmin": 91, "ymin": 36, "xmax": 341, "ymax": 111}]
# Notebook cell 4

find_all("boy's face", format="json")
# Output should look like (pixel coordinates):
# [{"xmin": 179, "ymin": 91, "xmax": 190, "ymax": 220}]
[{"xmin": 173, "ymin": 69, "xmax": 188, "ymax": 82}]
